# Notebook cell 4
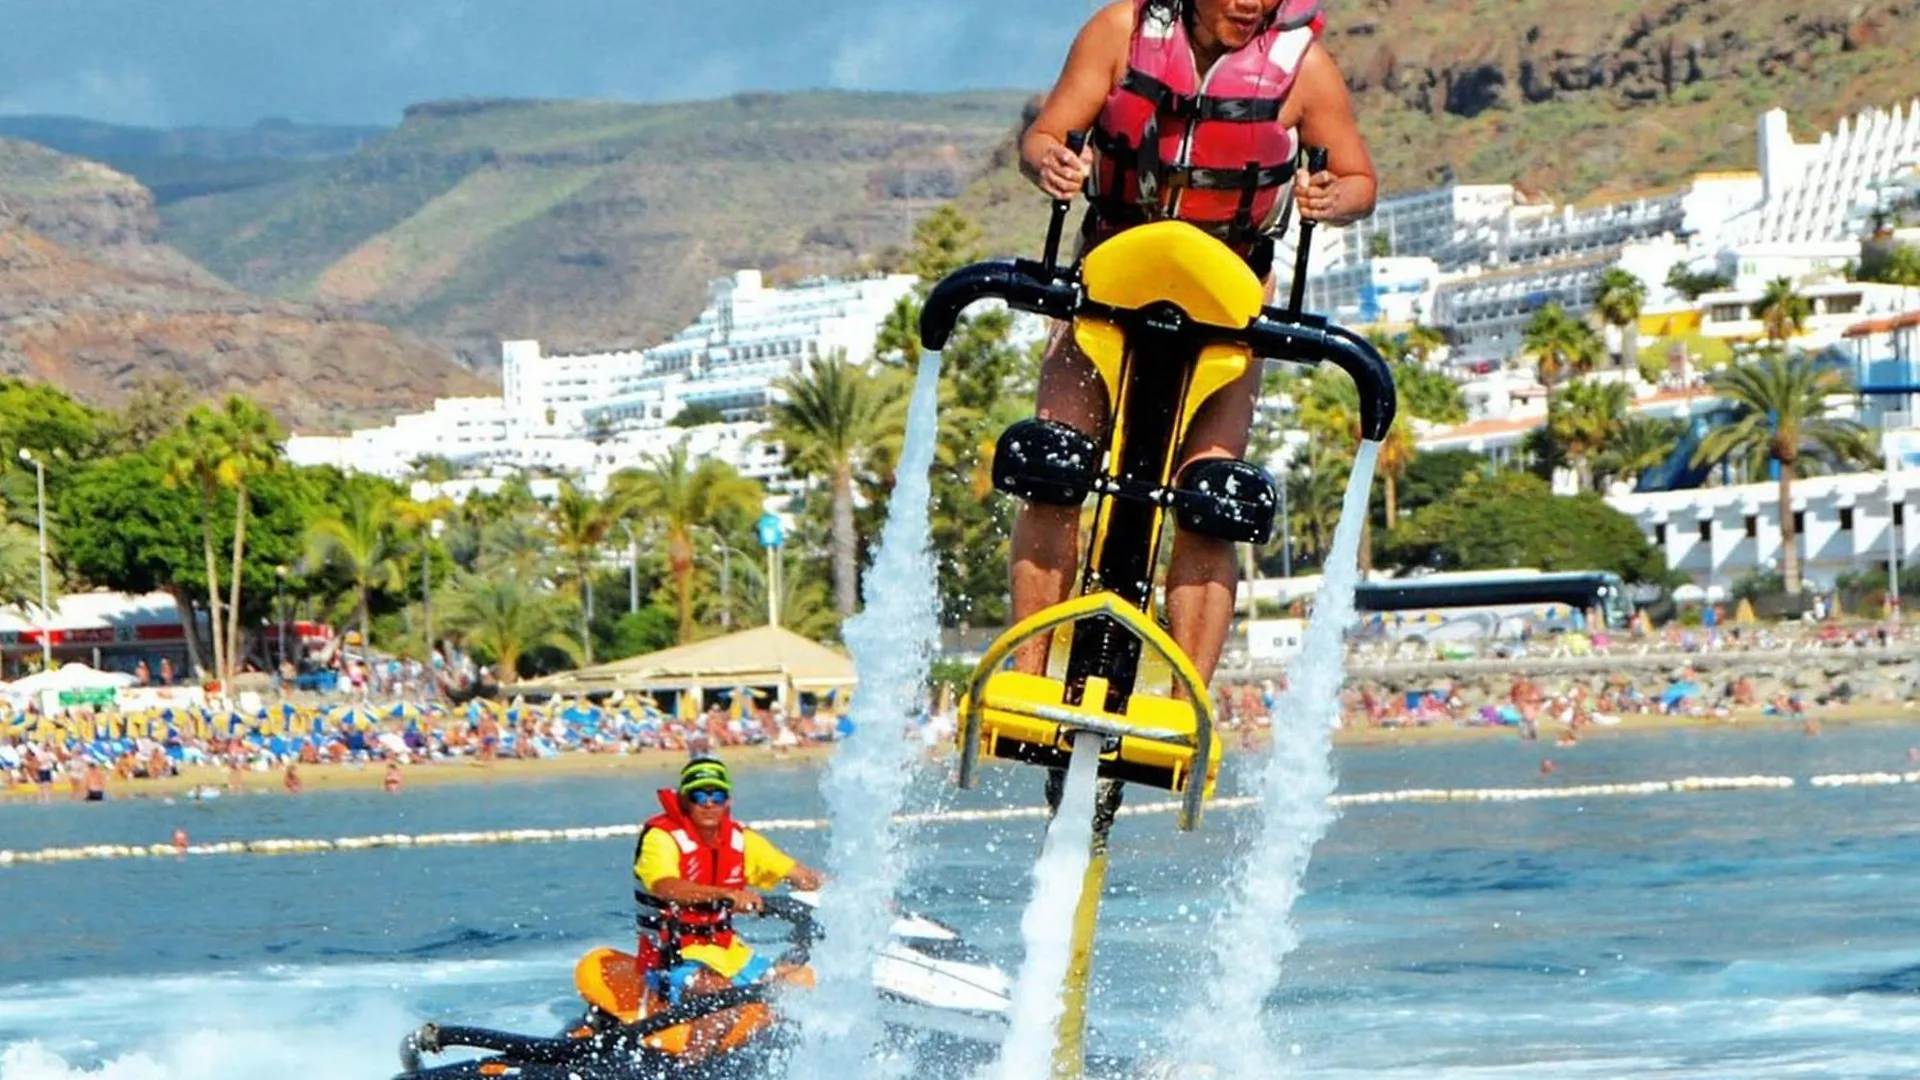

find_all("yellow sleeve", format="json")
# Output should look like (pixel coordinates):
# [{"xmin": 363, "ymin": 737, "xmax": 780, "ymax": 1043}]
[
  {"xmin": 635, "ymin": 828, "xmax": 684, "ymax": 892},
  {"xmin": 741, "ymin": 829, "xmax": 797, "ymax": 890}
]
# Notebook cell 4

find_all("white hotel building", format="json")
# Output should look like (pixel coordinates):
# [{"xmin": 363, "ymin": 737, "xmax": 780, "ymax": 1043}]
[
  {"xmin": 1290, "ymin": 98, "xmax": 1920, "ymax": 364},
  {"xmin": 288, "ymin": 270, "xmax": 918, "ymax": 493}
]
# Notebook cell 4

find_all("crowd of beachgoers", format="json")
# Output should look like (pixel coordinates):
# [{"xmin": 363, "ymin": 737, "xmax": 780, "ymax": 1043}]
[
  {"xmin": 6, "ymin": 616, "xmax": 1917, "ymax": 801},
  {"xmin": 0, "ymin": 691, "xmax": 850, "ymax": 802}
]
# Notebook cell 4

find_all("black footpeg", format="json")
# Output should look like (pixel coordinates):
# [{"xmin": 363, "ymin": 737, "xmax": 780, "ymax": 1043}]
[
  {"xmin": 993, "ymin": 418, "xmax": 1101, "ymax": 506},
  {"xmin": 1172, "ymin": 458, "xmax": 1278, "ymax": 543}
]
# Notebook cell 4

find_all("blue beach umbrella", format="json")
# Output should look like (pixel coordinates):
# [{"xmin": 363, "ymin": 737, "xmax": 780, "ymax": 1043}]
[{"xmin": 327, "ymin": 703, "xmax": 380, "ymax": 731}]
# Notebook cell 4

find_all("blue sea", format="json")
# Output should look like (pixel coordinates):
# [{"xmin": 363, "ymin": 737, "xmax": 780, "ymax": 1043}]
[{"xmin": 5, "ymin": 723, "xmax": 1920, "ymax": 1078}]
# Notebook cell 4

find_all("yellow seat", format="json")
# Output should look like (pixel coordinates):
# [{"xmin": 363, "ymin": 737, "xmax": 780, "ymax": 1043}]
[
  {"xmin": 575, "ymin": 947, "xmax": 646, "ymax": 1024},
  {"xmin": 1080, "ymin": 220, "xmax": 1266, "ymax": 329},
  {"xmin": 969, "ymin": 670, "xmax": 1222, "ymax": 800},
  {"xmin": 572, "ymin": 946, "xmax": 807, "ymax": 1058}
]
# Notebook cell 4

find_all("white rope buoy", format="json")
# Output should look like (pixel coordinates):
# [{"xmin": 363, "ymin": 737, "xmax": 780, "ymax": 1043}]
[{"xmin": 8, "ymin": 772, "xmax": 1907, "ymax": 867}]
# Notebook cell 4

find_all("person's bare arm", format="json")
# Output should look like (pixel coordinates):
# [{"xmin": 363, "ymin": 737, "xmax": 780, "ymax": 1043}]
[
  {"xmin": 784, "ymin": 864, "xmax": 825, "ymax": 892},
  {"xmin": 650, "ymin": 877, "xmax": 762, "ymax": 913},
  {"xmin": 1291, "ymin": 43, "xmax": 1377, "ymax": 226},
  {"xmin": 1021, "ymin": 1, "xmax": 1132, "ymax": 199}
]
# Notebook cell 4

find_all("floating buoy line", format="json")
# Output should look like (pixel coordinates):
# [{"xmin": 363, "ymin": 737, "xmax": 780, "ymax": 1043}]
[{"xmin": 3, "ymin": 772, "xmax": 1912, "ymax": 868}]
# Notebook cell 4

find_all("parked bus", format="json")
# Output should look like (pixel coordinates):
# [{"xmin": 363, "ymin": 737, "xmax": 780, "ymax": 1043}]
[{"xmin": 1352, "ymin": 569, "xmax": 1632, "ymax": 643}]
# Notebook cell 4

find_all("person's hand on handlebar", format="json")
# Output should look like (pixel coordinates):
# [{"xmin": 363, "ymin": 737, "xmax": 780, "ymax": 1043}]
[
  {"xmin": 1295, "ymin": 167, "xmax": 1370, "ymax": 228},
  {"xmin": 728, "ymin": 888, "xmax": 766, "ymax": 914},
  {"xmin": 1030, "ymin": 136, "xmax": 1093, "ymax": 202}
]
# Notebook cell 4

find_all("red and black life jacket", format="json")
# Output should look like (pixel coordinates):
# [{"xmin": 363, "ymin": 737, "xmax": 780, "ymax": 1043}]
[
  {"xmin": 1088, "ymin": 0, "xmax": 1324, "ymax": 253},
  {"xmin": 633, "ymin": 788, "xmax": 748, "ymax": 968}
]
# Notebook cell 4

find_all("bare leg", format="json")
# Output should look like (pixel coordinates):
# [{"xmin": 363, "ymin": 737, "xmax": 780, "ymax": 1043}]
[
  {"xmin": 1164, "ymin": 355, "xmax": 1264, "ymax": 694},
  {"xmin": 1009, "ymin": 324, "xmax": 1109, "ymax": 675}
]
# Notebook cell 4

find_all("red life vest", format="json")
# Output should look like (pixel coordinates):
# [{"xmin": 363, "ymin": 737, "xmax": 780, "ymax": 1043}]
[
  {"xmin": 1089, "ymin": 0, "xmax": 1323, "ymax": 252},
  {"xmin": 633, "ymin": 788, "xmax": 748, "ymax": 966}
]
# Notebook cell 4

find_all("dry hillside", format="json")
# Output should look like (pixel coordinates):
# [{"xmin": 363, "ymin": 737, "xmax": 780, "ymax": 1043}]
[{"xmin": 0, "ymin": 139, "xmax": 491, "ymax": 431}]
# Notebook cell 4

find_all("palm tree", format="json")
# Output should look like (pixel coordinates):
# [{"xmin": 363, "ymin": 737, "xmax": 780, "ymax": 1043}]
[
  {"xmin": 1391, "ymin": 360, "xmax": 1468, "ymax": 425},
  {"xmin": 1594, "ymin": 269, "xmax": 1648, "ymax": 374},
  {"xmin": 392, "ymin": 495, "xmax": 453, "ymax": 654},
  {"xmin": 1754, "ymin": 277, "xmax": 1812, "ymax": 346},
  {"xmin": 306, "ymin": 484, "xmax": 406, "ymax": 653},
  {"xmin": 717, "ymin": 549, "xmax": 840, "ymax": 641},
  {"xmin": 548, "ymin": 482, "xmax": 615, "ymax": 664},
  {"xmin": 478, "ymin": 515, "xmax": 555, "ymax": 579},
  {"xmin": 765, "ymin": 352, "xmax": 909, "ymax": 618},
  {"xmin": 442, "ymin": 573, "xmax": 580, "ymax": 682},
  {"xmin": 1280, "ymin": 441, "xmax": 1349, "ymax": 568},
  {"xmin": 1692, "ymin": 352, "xmax": 1876, "ymax": 596},
  {"xmin": 1547, "ymin": 380, "xmax": 1630, "ymax": 491},
  {"xmin": 1298, "ymin": 370, "xmax": 1411, "ymax": 567},
  {"xmin": 1521, "ymin": 302, "xmax": 1604, "ymax": 390},
  {"xmin": 212, "ymin": 397, "xmax": 283, "ymax": 682},
  {"xmin": 156, "ymin": 419, "xmax": 230, "ymax": 685},
  {"xmin": 1598, "ymin": 415, "xmax": 1684, "ymax": 490},
  {"xmin": 610, "ymin": 443, "xmax": 764, "ymax": 643}
]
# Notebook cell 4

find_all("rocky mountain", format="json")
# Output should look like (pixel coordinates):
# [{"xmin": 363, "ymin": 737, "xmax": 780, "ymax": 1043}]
[
  {"xmin": 0, "ymin": 115, "xmax": 385, "ymax": 206},
  {"xmin": 156, "ymin": 92, "xmax": 1028, "ymax": 366},
  {"xmin": 0, "ymin": 139, "xmax": 491, "ymax": 432},
  {"xmin": 961, "ymin": 0, "xmax": 1920, "ymax": 254},
  {"xmin": 8, "ymin": 1, "xmax": 1918, "ymax": 378}
]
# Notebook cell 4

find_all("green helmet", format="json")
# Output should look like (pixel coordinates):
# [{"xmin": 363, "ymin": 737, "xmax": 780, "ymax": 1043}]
[{"xmin": 679, "ymin": 756, "xmax": 732, "ymax": 796}]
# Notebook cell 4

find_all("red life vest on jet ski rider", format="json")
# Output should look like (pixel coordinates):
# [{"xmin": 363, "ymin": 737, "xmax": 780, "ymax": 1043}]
[
  {"xmin": 1088, "ymin": 0, "xmax": 1324, "ymax": 253},
  {"xmin": 634, "ymin": 789, "xmax": 748, "ymax": 967}
]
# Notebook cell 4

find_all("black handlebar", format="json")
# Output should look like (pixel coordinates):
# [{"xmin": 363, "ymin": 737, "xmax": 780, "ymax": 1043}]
[
  {"xmin": 918, "ymin": 258, "xmax": 1396, "ymax": 442},
  {"xmin": 1041, "ymin": 130, "xmax": 1089, "ymax": 272},
  {"xmin": 1287, "ymin": 145, "xmax": 1331, "ymax": 316}
]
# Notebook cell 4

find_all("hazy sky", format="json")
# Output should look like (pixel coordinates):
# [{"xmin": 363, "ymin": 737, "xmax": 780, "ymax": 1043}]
[{"xmin": 0, "ymin": 0, "xmax": 1093, "ymax": 128}]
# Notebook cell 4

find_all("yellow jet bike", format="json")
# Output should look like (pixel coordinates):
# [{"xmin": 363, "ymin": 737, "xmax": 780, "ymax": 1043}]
[{"xmin": 917, "ymin": 146, "xmax": 1395, "ymax": 1076}]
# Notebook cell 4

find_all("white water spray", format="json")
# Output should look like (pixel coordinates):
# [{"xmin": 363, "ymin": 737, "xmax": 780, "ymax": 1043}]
[
  {"xmin": 993, "ymin": 733, "xmax": 1103, "ymax": 1080},
  {"xmin": 785, "ymin": 350, "xmax": 946, "ymax": 1080},
  {"xmin": 1182, "ymin": 439, "xmax": 1380, "ymax": 1075}
]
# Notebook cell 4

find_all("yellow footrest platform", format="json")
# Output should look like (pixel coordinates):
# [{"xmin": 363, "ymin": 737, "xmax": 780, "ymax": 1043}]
[{"xmin": 966, "ymin": 670, "xmax": 1221, "ymax": 799}]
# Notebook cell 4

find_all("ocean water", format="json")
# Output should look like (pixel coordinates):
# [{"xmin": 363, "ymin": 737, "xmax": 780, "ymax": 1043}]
[{"xmin": 7, "ymin": 725, "xmax": 1920, "ymax": 1077}]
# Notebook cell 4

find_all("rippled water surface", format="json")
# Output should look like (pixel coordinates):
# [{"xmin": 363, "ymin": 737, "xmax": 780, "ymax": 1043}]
[{"xmin": 7, "ymin": 724, "xmax": 1920, "ymax": 1077}]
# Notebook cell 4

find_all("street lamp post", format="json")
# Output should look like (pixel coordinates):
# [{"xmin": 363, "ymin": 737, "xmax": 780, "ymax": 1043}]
[
  {"xmin": 694, "ymin": 525, "xmax": 745, "ymax": 630},
  {"xmin": 620, "ymin": 522, "xmax": 639, "ymax": 615},
  {"xmin": 756, "ymin": 514, "xmax": 785, "ymax": 629},
  {"xmin": 1889, "ymin": 457, "xmax": 1904, "ymax": 626},
  {"xmin": 1279, "ymin": 465, "xmax": 1293, "ymax": 579},
  {"xmin": 424, "ymin": 519, "xmax": 444, "ymax": 658},
  {"xmin": 18, "ymin": 449, "xmax": 50, "ymax": 669},
  {"xmin": 275, "ymin": 565, "xmax": 288, "ymax": 670}
]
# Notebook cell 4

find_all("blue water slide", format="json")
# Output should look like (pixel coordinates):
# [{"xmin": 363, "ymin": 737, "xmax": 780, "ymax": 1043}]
[{"xmin": 1634, "ymin": 407, "xmax": 1740, "ymax": 493}]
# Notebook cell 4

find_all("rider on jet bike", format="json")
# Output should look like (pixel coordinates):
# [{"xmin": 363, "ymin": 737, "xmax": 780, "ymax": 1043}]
[
  {"xmin": 1015, "ymin": 0, "xmax": 1378, "ymax": 697},
  {"xmin": 634, "ymin": 757, "xmax": 824, "ymax": 1056}
]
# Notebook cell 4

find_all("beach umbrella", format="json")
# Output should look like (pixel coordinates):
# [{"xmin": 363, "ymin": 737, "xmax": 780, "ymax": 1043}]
[
  {"xmin": 1660, "ymin": 681, "xmax": 1701, "ymax": 711},
  {"xmin": 328, "ymin": 703, "xmax": 381, "ymax": 731},
  {"xmin": 560, "ymin": 701, "xmax": 604, "ymax": 728},
  {"xmin": 388, "ymin": 702, "xmax": 424, "ymax": 723}
]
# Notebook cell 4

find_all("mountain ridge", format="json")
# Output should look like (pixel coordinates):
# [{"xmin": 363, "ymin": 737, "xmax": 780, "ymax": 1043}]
[
  {"xmin": 0, "ymin": 138, "xmax": 491, "ymax": 432},
  {"xmin": 5, "ymin": 0, "xmax": 1917, "ymax": 385}
]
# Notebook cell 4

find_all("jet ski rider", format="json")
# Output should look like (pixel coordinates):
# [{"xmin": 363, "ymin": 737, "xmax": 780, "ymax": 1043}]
[
  {"xmin": 1014, "ymin": 0, "xmax": 1377, "ymax": 693},
  {"xmin": 633, "ymin": 757, "xmax": 825, "ymax": 1012}
]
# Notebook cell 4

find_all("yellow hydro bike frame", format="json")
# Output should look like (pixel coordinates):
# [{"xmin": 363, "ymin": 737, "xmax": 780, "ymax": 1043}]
[{"xmin": 918, "ymin": 155, "xmax": 1396, "ymax": 1078}]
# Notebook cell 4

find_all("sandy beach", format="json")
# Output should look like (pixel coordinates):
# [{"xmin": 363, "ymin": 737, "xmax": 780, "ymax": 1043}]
[{"xmin": 10, "ymin": 704, "xmax": 1914, "ymax": 804}]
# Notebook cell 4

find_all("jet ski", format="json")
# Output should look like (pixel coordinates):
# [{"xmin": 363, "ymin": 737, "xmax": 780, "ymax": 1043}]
[{"xmin": 394, "ymin": 893, "xmax": 1011, "ymax": 1079}]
